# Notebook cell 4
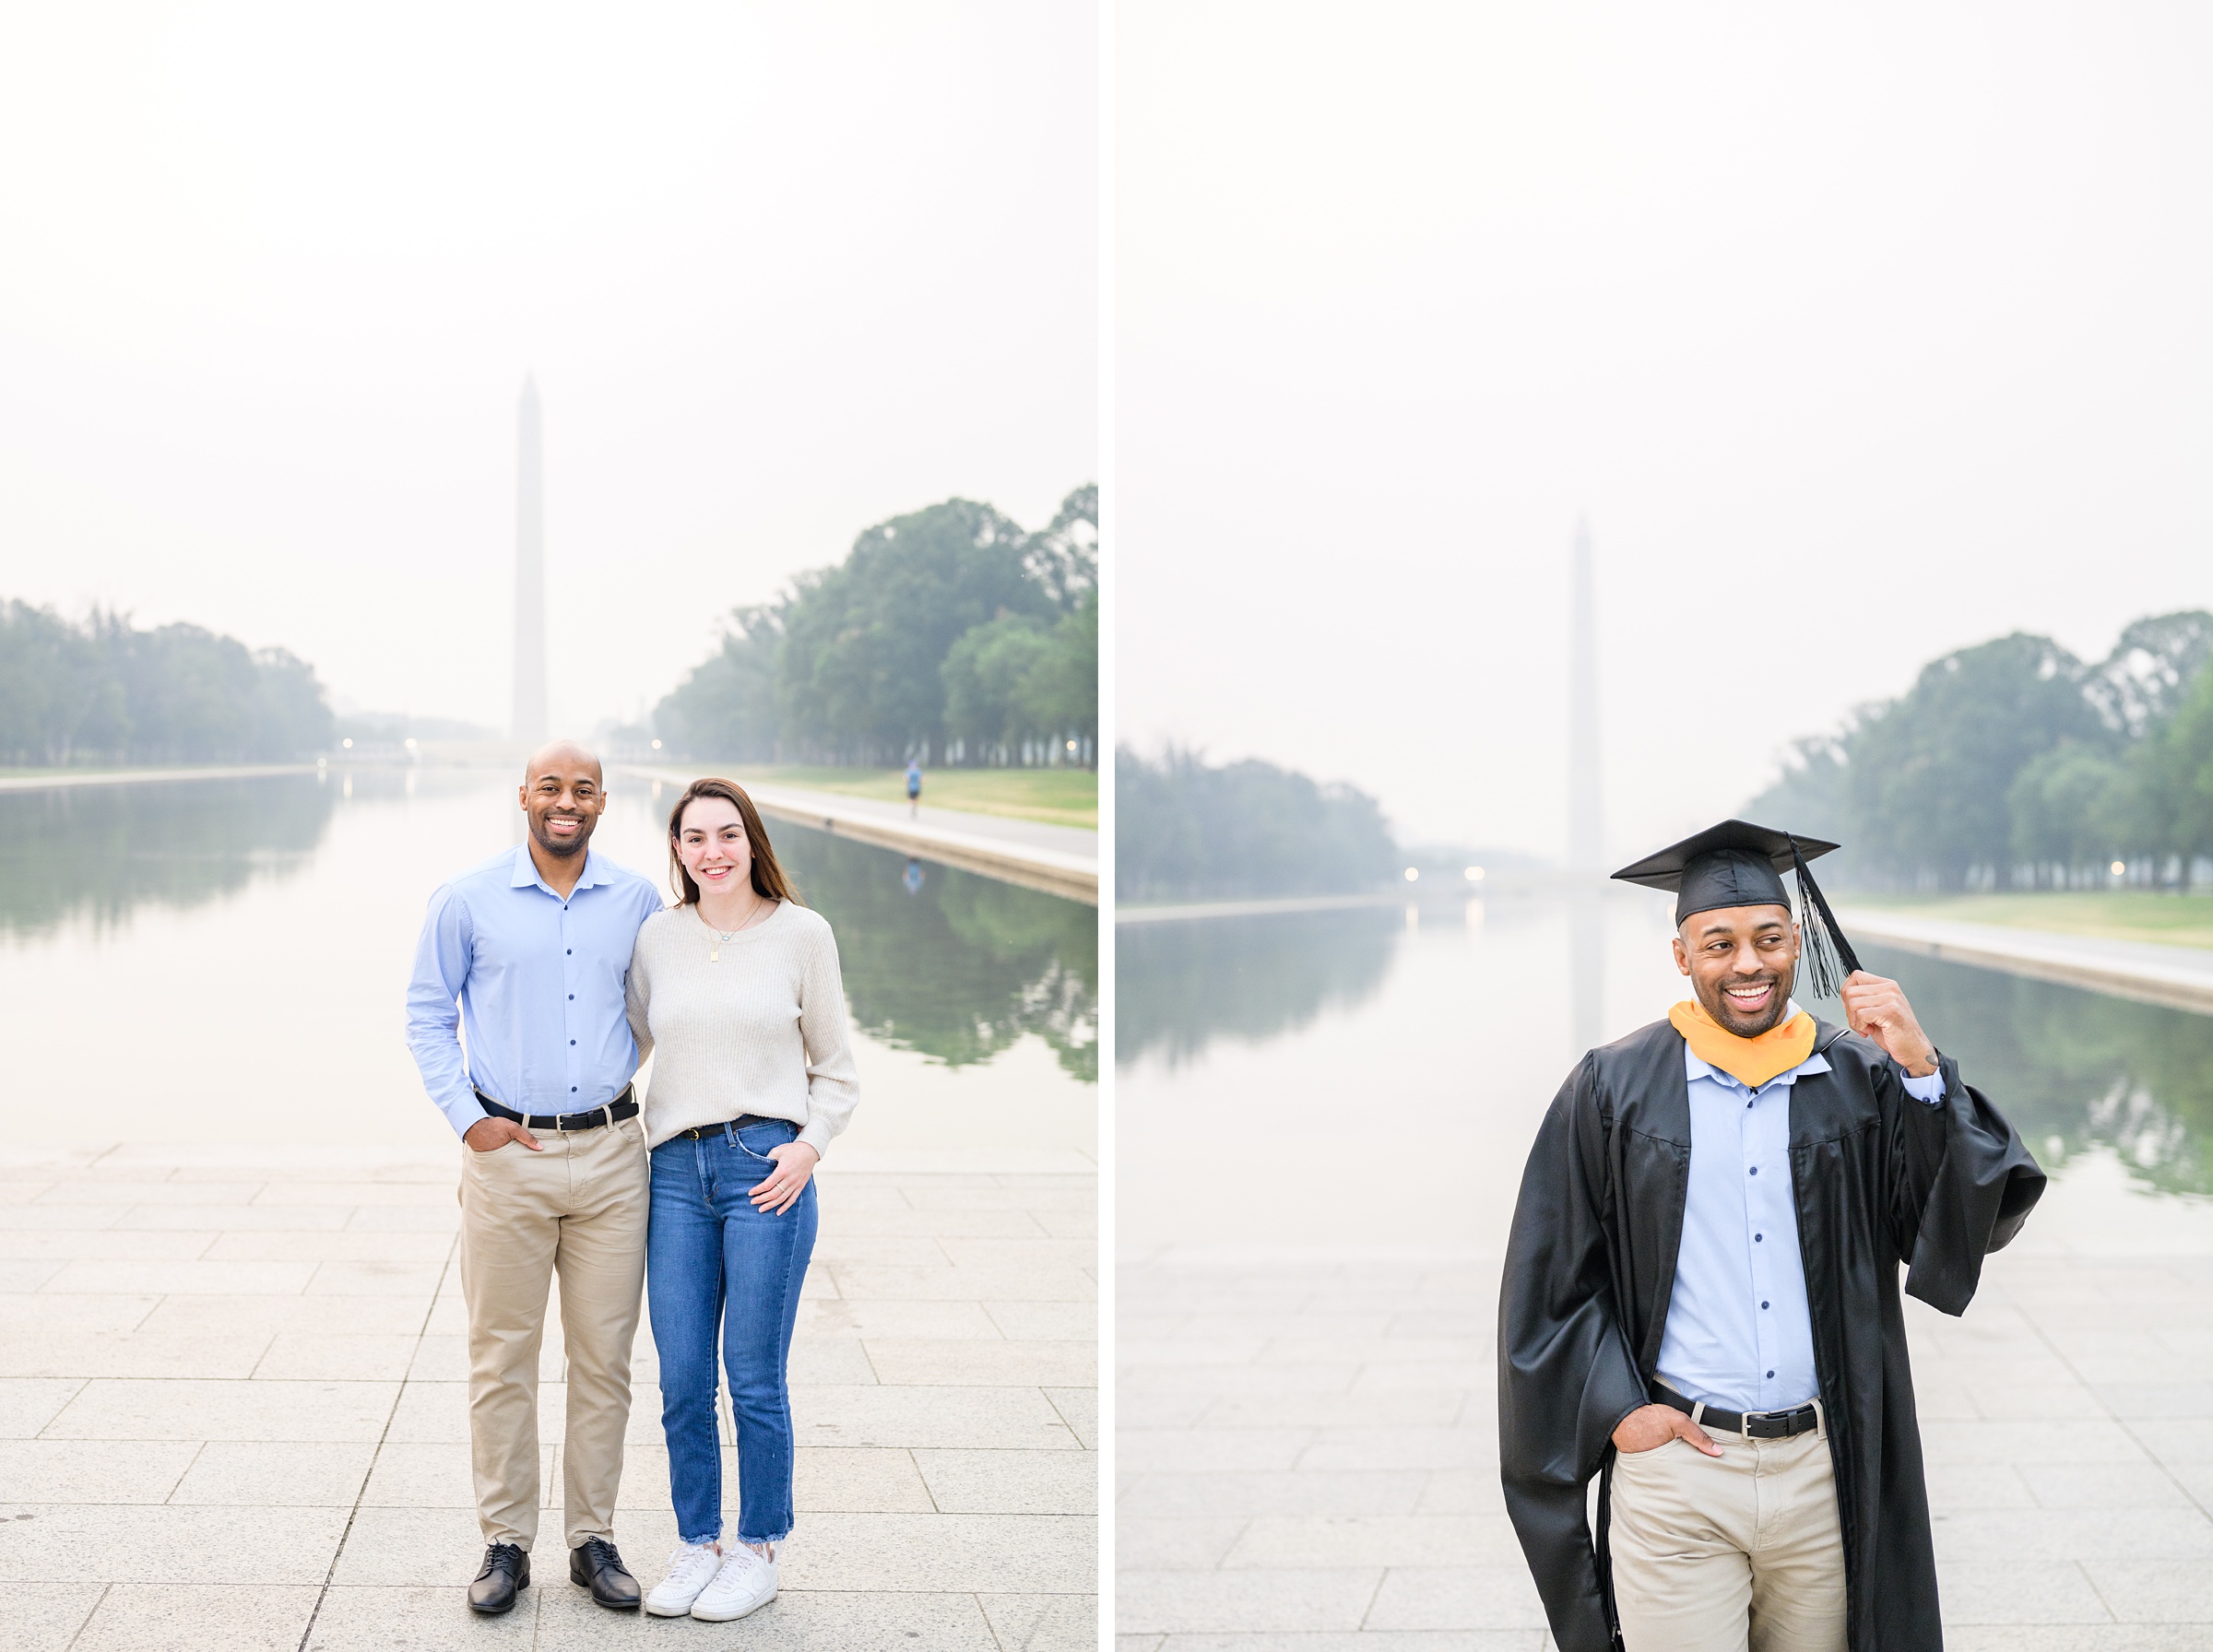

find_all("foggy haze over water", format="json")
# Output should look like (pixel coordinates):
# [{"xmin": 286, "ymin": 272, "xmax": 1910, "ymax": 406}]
[
  {"xmin": 0, "ymin": 4, "xmax": 1095, "ymax": 737},
  {"xmin": 1117, "ymin": 4, "xmax": 2213, "ymax": 858}
]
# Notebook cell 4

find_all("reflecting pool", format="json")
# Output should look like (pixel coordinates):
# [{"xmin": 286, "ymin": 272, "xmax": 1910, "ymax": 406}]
[
  {"xmin": 1862, "ymin": 944, "xmax": 2213, "ymax": 1197},
  {"xmin": 0, "ymin": 767, "xmax": 1095, "ymax": 1158},
  {"xmin": 1116, "ymin": 890, "xmax": 2213, "ymax": 1262}
]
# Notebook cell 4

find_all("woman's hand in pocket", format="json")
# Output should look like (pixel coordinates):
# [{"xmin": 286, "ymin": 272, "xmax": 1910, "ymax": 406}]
[{"xmin": 750, "ymin": 1141, "xmax": 819, "ymax": 1214}]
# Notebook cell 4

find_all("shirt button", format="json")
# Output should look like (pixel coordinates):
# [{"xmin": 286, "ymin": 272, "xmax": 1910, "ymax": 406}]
[
  {"xmin": 1762, "ymin": 1301, "xmax": 1769, "ymax": 1309},
  {"xmin": 570, "ymin": 1039, "xmax": 576, "ymax": 1045},
  {"xmin": 1755, "ymin": 1233, "xmax": 1763, "ymax": 1242},
  {"xmin": 1767, "ymin": 1370, "xmax": 1775, "ymax": 1379},
  {"xmin": 568, "ymin": 995, "xmax": 574, "ymax": 1000},
  {"xmin": 1749, "ymin": 1167, "xmax": 1758, "ymax": 1175},
  {"xmin": 571, "ymin": 1086, "xmax": 578, "ymax": 1092},
  {"xmin": 566, "ymin": 949, "xmax": 572, "ymax": 955}
]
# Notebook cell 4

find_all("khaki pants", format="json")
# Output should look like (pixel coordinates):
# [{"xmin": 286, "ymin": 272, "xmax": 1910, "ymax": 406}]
[
  {"xmin": 457, "ymin": 1115, "xmax": 648, "ymax": 1552},
  {"xmin": 1609, "ymin": 1422, "xmax": 1847, "ymax": 1652}
]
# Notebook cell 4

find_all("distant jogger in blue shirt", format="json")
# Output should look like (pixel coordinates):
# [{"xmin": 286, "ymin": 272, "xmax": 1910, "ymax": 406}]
[{"xmin": 404, "ymin": 742, "xmax": 664, "ymax": 1618}]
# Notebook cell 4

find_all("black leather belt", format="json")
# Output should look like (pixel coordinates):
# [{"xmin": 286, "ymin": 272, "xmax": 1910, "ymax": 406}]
[
  {"xmin": 674, "ymin": 1114, "xmax": 785, "ymax": 1140},
  {"xmin": 475, "ymin": 1086, "xmax": 636, "ymax": 1132},
  {"xmin": 1652, "ymin": 1383, "xmax": 1822, "ymax": 1441}
]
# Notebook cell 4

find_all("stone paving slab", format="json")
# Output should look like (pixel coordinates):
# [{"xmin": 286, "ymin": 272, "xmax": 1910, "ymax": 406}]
[
  {"xmin": 1118, "ymin": 1225, "xmax": 2213, "ymax": 1645},
  {"xmin": 0, "ymin": 1153, "xmax": 1095, "ymax": 1650}
]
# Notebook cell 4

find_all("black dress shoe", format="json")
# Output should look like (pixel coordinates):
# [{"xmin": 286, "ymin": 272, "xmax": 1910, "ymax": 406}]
[
  {"xmin": 570, "ymin": 1537, "xmax": 641, "ymax": 1610},
  {"xmin": 468, "ymin": 1542, "xmax": 530, "ymax": 1614}
]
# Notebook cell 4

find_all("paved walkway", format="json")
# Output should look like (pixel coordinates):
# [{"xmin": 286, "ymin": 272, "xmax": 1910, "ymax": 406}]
[
  {"xmin": 1840, "ymin": 906, "xmax": 2213, "ymax": 1015},
  {"xmin": 1117, "ymin": 895, "xmax": 1407, "ymax": 926},
  {"xmin": 621, "ymin": 768, "xmax": 1097, "ymax": 905},
  {"xmin": 0, "ymin": 764, "xmax": 318, "ymax": 793},
  {"xmin": 1117, "ymin": 1155, "xmax": 2213, "ymax": 1652},
  {"xmin": 751, "ymin": 790, "xmax": 1095, "ymax": 862},
  {"xmin": 3, "ymin": 1147, "xmax": 1095, "ymax": 1652}
]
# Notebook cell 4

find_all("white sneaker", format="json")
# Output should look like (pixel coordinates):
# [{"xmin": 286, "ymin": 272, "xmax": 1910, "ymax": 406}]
[
  {"xmin": 690, "ymin": 1543, "xmax": 777, "ymax": 1622},
  {"xmin": 645, "ymin": 1541, "xmax": 725, "ymax": 1617}
]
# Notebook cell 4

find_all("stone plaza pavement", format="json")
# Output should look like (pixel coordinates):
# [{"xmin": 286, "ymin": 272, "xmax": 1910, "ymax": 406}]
[
  {"xmin": 0, "ymin": 1146, "xmax": 1096, "ymax": 1652},
  {"xmin": 1117, "ymin": 1159, "xmax": 2213, "ymax": 1652}
]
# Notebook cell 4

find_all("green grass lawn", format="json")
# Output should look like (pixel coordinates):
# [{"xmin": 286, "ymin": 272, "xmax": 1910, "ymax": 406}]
[
  {"xmin": 718, "ymin": 765, "xmax": 1096, "ymax": 830},
  {"xmin": 1848, "ymin": 890, "xmax": 2213, "ymax": 950}
]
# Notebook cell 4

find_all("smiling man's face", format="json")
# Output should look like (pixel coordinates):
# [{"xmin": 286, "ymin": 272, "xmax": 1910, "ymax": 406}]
[
  {"xmin": 518, "ymin": 743, "xmax": 606, "ymax": 860},
  {"xmin": 1673, "ymin": 903, "xmax": 1800, "ymax": 1036}
]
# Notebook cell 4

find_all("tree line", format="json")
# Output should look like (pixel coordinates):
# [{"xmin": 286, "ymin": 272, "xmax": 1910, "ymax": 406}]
[
  {"xmin": 1118, "ymin": 745, "xmax": 1402, "ymax": 902},
  {"xmin": 651, "ymin": 487, "xmax": 1097, "ymax": 768},
  {"xmin": 0, "ymin": 602, "xmax": 334, "ymax": 767},
  {"xmin": 1748, "ymin": 609, "xmax": 2213, "ymax": 890}
]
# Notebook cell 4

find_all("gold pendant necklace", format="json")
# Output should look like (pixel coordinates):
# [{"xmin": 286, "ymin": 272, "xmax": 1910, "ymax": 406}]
[{"xmin": 704, "ymin": 898, "xmax": 767, "ymax": 962}]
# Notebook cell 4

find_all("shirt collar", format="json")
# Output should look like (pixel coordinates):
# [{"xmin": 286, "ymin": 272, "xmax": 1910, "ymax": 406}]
[
  {"xmin": 509, "ymin": 843, "xmax": 605, "ymax": 895},
  {"xmin": 1681, "ymin": 1001, "xmax": 1832, "ymax": 1092}
]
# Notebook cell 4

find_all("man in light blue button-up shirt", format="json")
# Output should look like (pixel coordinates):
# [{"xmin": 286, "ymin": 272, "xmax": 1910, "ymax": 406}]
[
  {"xmin": 406, "ymin": 830, "xmax": 663, "ymax": 1142},
  {"xmin": 1658, "ymin": 1032, "xmax": 1947, "ymax": 1418},
  {"xmin": 404, "ymin": 744, "xmax": 665, "ymax": 1617}
]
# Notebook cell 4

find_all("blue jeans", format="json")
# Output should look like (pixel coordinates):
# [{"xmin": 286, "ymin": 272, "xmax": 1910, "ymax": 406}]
[{"xmin": 647, "ymin": 1118, "xmax": 818, "ymax": 1546}]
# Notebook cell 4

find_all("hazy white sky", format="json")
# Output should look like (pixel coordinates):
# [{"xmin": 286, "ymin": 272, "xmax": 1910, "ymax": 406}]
[
  {"xmin": 1116, "ymin": 3, "xmax": 2213, "ymax": 858},
  {"xmin": 0, "ymin": 3, "xmax": 1095, "ymax": 733}
]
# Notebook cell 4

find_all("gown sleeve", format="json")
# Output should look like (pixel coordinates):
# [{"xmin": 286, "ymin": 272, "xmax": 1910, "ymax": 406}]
[
  {"xmin": 1497, "ymin": 1056, "xmax": 1651, "ymax": 1652},
  {"xmin": 1884, "ymin": 1052, "xmax": 2046, "ymax": 1315}
]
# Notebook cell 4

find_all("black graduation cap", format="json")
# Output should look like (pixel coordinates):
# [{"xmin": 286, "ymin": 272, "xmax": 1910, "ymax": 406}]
[{"xmin": 1611, "ymin": 819, "xmax": 1861, "ymax": 999}]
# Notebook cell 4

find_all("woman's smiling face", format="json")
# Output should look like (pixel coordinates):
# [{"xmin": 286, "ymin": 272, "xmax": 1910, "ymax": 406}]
[{"xmin": 676, "ymin": 795, "xmax": 753, "ymax": 898}]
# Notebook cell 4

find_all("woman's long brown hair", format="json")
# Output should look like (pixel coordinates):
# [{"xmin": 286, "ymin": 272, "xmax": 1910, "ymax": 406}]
[{"xmin": 667, "ymin": 778, "xmax": 802, "ymax": 908}]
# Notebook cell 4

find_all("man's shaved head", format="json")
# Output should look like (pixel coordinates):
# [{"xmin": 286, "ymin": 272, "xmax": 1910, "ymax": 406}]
[
  {"xmin": 524, "ymin": 740, "xmax": 602, "ymax": 786},
  {"xmin": 517, "ymin": 742, "xmax": 608, "ymax": 864}
]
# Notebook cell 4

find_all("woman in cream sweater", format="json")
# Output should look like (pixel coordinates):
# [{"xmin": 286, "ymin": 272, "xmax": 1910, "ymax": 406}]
[{"xmin": 624, "ymin": 777, "xmax": 859, "ymax": 1622}]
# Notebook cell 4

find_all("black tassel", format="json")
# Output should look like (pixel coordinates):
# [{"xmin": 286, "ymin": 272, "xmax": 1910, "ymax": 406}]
[{"xmin": 1789, "ymin": 835, "xmax": 1861, "ymax": 1002}]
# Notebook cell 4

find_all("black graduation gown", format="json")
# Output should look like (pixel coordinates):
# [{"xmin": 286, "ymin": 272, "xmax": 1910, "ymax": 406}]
[{"xmin": 1497, "ymin": 1017, "xmax": 2044, "ymax": 1652}]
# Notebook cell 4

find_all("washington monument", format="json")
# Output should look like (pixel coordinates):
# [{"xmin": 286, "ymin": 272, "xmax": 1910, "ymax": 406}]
[
  {"xmin": 511, "ymin": 378, "xmax": 547, "ymax": 746},
  {"xmin": 1567, "ymin": 518, "xmax": 1603, "ymax": 870},
  {"xmin": 1568, "ymin": 519, "xmax": 1606, "ymax": 1051}
]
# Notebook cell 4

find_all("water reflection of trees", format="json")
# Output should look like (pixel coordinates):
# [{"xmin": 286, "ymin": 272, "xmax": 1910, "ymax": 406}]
[
  {"xmin": 774, "ymin": 830, "xmax": 1097, "ymax": 1081},
  {"xmin": 1116, "ymin": 907, "xmax": 1402, "ymax": 1069},
  {"xmin": 0, "ymin": 776, "xmax": 337, "ymax": 938},
  {"xmin": 1866, "ymin": 944, "xmax": 2213, "ymax": 1195}
]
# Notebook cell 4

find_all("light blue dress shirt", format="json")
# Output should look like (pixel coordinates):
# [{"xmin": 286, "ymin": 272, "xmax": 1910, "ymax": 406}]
[
  {"xmin": 404, "ymin": 844, "xmax": 665, "ymax": 1139},
  {"xmin": 1657, "ymin": 1011, "xmax": 1947, "ymax": 1414}
]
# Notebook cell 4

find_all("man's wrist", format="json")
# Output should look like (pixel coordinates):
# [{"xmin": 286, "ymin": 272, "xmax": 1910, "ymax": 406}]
[{"xmin": 1899, "ymin": 1048, "xmax": 1943, "ymax": 1089}]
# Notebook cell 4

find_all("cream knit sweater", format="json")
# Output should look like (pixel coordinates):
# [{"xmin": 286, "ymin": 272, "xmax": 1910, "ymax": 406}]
[{"xmin": 624, "ymin": 900, "xmax": 861, "ymax": 1154}]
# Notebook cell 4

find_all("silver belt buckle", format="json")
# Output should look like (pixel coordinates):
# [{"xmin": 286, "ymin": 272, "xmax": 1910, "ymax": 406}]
[{"xmin": 1744, "ymin": 1404, "xmax": 1801, "ymax": 1440}]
